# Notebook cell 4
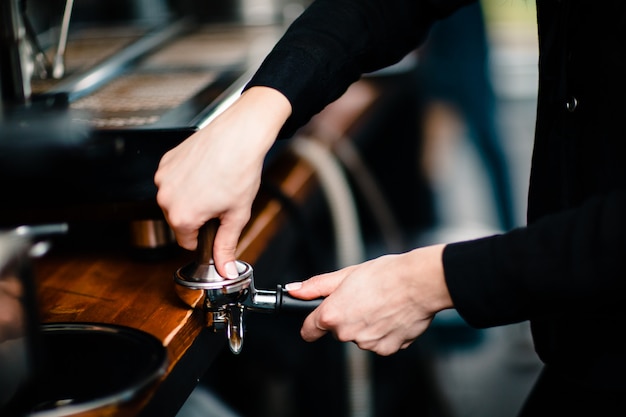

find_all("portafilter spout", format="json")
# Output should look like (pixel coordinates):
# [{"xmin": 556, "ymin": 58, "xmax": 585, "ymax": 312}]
[{"xmin": 174, "ymin": 219, "xmax": 322, "ymax": 355}]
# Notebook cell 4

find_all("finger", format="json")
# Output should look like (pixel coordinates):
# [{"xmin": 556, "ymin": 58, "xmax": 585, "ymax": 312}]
[
  {"xmin": 164, "ymin": 207, "xmax": 201, "ymax": 251},
  {"xmin": 153, "ymin": 157, "xmax": 168, "ymax": 187},
  {"xmin": 175, "ymin": 229, "xmax": 199, "ymax": 251},
  {"xmin": 212, "ymin": 216, "xmax": 247, "ymax": 279},
  {"xmin": 300, "ymin": 308, "xmax": 328, "ymax": 342},
  {"xmin": 286, "ymin": 268, "xmax": 352, "ymax": 299},
  {"xmin": 156, "ymin": 190, "xmax": 201, "ymax": 251},
  {"xmin": 400, "ymin": 341, "xmax": 413, "ymax": 350}
]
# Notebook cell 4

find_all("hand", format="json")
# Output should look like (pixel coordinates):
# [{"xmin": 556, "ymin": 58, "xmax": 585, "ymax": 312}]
[
  {"xmin": 286, "ymin": 244, "xmax": 452, "ymax": 356},
  {"xmin": 154, "ymin": 87, "xmax": 291, "ymax": 277},
  {"xmin": 0, "ymin": 275, "xmax": 25, "ymax": 342}
]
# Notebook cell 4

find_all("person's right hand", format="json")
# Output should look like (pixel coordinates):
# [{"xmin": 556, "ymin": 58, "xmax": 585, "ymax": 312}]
[
  {"xmin": 154, "ymin": 86, "xmax": 292, "ymax": 278},
  {"xmin": 286, "ymin": 244, "xmax": 452, "ymax": 356}
]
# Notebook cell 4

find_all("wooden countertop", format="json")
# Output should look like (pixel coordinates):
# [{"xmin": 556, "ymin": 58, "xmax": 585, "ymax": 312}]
[{"xmin": 33, "ymin": 80, "xmax": 381, "ymax": 417}]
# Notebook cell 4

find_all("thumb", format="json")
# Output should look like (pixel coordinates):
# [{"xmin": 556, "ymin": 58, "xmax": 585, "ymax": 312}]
[{"xmin": 212, "ymin": 219, "xmax": 244, "ymax": 279}]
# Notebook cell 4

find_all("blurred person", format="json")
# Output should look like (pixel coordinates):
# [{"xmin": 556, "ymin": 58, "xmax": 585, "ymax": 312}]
[
  {"xmin": 416, "ymin": 1, "xmax": 516, "ymax": 231},
  {"xmin": 154, "ymin": 0, "xmax": 626, "ymax": 414}
]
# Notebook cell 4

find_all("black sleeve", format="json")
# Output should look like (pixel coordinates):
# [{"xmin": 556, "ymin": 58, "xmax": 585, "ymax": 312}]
[
  {"xmin": 443, "ymin": 190, "xmax": 626, "ymax": 328},
  {"xmin": 245, "ymin": 0, "xmax": 475, "ymax": 138}
]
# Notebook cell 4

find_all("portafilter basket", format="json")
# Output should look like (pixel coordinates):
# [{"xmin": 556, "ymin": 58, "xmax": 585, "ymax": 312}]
[{"xmin": 174, "ymin": 219, "xmax": 321, "ymax": 354}]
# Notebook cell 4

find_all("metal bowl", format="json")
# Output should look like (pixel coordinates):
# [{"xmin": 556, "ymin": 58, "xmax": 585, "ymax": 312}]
[{"xmin": 15, "ymin": 322, "xmax": 167, "ymax": 417}]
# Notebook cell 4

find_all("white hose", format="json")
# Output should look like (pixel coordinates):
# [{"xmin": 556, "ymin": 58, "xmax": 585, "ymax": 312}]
[
  {"xmin": 290, "ymin": 136, "xmax": 372, "ymax": 417},
  {"xmin": 333, "ymin": 139, "xmax": 405, "ymax": 253},
  {"xmin": 301, "ymin": 123, "xmax": 405, "ymax": 254},
  {"xmin": 290, "ymin": 136, "xmax": 365, "ymax": 268}
]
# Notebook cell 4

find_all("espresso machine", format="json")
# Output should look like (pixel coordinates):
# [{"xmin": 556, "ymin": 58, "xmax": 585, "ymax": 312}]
[
  {"xmin": 1, "ymin": 0, "xmax": 318, "ymax": 350},
  {"xmin": 0, "ymin": 0, "xmax": 292, "ymax": 264},
  {"xmin": 0, "ymin": 0, "xmax": 294, "ymax": 225}
]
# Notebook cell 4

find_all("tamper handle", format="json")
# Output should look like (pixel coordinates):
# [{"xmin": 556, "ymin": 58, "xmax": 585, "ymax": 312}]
[
  {"xmin": 198, "ymin": 219, "xmax": 219, "ymax": 264},
  {"xmin": 276, "ymin": 284, "xmax": 323, "ymax": 313}
]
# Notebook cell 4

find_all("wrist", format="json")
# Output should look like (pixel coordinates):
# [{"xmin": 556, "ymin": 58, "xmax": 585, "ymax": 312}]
[
  {"xmin": 405, "ymin": 244, "xmax": 453, "ymax": 314},
  {"xmin": 240, "ymin": 86, "xmax": 292, "ymax": 130},
  {"xmin": 217, "ymin": 86, "xmax": 292, "ymax": 156}
]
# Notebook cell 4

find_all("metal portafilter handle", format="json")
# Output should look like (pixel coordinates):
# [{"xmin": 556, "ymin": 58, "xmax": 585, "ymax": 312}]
[{"xmin": 174, "ymin": 220, "xmax": 322, "ymax": 354}]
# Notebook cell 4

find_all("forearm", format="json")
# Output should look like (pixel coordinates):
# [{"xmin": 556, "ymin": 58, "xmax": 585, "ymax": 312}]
[
  {"xmin": 444, "ymin": 190, "xmax": 626, "ymax": 328},
  {"xmin": 246, "ymin": 0, "xmax": 474, "ymax": 137}
]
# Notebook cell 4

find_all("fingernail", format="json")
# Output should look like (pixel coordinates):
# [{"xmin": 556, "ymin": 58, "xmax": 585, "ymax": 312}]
[
  {"xmin": 284, "ymin": 282, "xmax": 302, "ymax": 291},
  {"xmin": 225, "ymin": 261, "xmax": 239, "ymax": 279}
]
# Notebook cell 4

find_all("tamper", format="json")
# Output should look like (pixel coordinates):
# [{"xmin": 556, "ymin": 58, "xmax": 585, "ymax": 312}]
[{"xmin": 174, "ymin": 219, "xmax": 321, "ymax": 354}]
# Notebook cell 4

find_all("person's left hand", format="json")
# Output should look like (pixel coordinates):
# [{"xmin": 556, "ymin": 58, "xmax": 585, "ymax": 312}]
[
  {"xmin": 286, "ymin": 244, "xmax": 452, "ymax": 356},
  {"xmin": 154, "ymin": 87, "xmax": 291, "ymax": 278}
]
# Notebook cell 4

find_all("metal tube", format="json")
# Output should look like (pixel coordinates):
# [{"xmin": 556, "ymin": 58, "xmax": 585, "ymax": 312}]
[
  {"xmin": 0, "ymin": 0, "xmax": 32, "ymax": 106},
  {"xmin": 51, "ymin": 0, "xmax": 74, "ymax": 79}
]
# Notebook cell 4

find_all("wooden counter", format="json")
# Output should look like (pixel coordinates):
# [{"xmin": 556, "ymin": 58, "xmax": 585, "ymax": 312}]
[{"xmin": 33, "ymin": 80, "xmax": 382, "ymax": 416}]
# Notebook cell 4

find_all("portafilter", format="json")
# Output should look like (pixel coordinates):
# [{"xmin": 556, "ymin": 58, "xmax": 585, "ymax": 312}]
[{"xmin": 174, "ymin": 219, "xmax": 321, "ymax": 354}]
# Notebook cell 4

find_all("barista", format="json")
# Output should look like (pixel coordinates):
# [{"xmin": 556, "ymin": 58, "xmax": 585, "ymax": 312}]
[{"xmin": 154, "ymin": 0, "xmax": 626, "ymax": 414}]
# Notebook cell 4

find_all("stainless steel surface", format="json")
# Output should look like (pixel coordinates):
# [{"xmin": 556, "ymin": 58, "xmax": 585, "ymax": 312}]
[
  {"xmin": 174, "ymin": 219, "xmax": 288, "ymax": 353},
  {"xmin": 51, "ymin": 0, "xmax": 74, "ymax": 79},
  {"xmin": 64, "ymin": 24, "xmax": 280, "ymax": 129},
  {"xmin": 175, "ymin": 255, "xmax": 254, "ymax": 354},
  {"xmin": 129, "ymin": 219, "xmax": 174, "ymax": 249},
  {"xmin": 176, "ymin": 219, "xmax": 225, "ymax": 285},
  {"xmin": 1, "ymin": 223, "xmax": 69, "ymax": 412},
  {"xmin": 23, "ymin": 13, "xmax": 51, "ymax": 80},
  {"xmin": 13, "ymin": 223, "xmax": 69, "ymax": 239},
  {"xmin": 2, "ymin": 18, "xmax": 274, "ymax": 218},
  {"xmin": 46, "ymin": 19, "xmax": 191, "ymax": 100},
  {"xmin": 0, "ymin": 0, "xmax": 33, "ymax": 106},
  {"xmin": 174, "ymin": 249, "xmax": 320, "ymax": 354},
  {"xmin": 225, "ymin": 305, "xmax": 244, "ymax": 354},
  {"xmin": 26, "ymin": 323, "xmax": 168, "ymax": 417},
  {"xmin": 29, "ymin": 26, "xmax": 148, "ymax": 94},
  {"xmin": 174, "ymin": 220, "xmax": 255, "ymax": 354}
]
